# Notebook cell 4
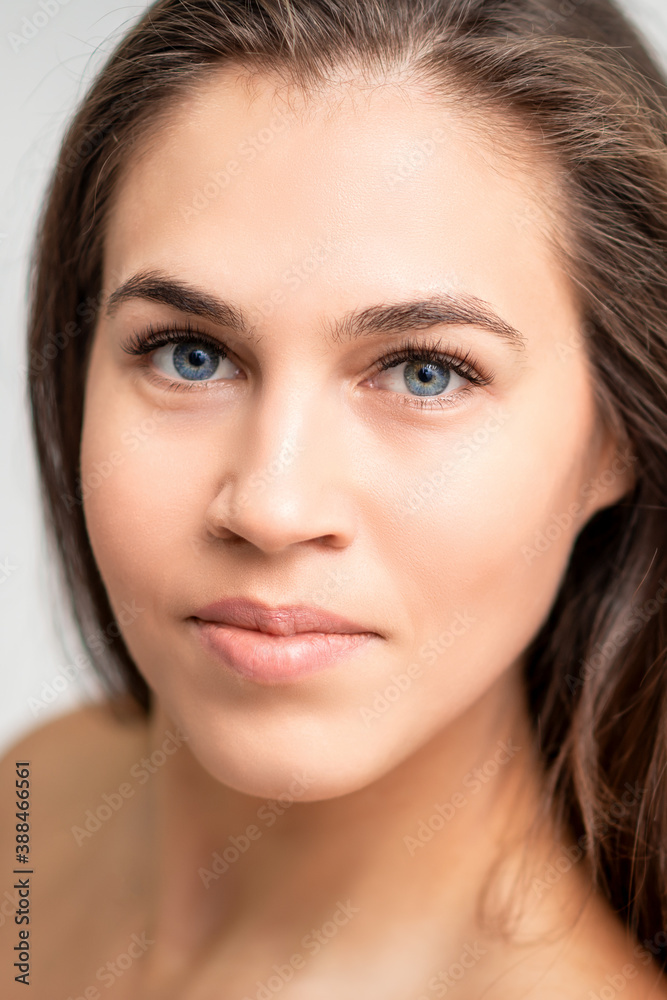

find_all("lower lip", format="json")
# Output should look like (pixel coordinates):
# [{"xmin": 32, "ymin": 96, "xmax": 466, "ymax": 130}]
[{"xmin": 193, "ymin": 620, "xmax": 377, "ymax": 684}]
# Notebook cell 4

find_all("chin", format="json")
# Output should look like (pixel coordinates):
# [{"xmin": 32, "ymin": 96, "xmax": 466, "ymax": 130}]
[
  {"xmin": 200, "ymin": 737, "xmax": 392, "ymax": 803},
  {"xmin": 171, "ymin": 700, "xmax": 400, "ymax": 804}
]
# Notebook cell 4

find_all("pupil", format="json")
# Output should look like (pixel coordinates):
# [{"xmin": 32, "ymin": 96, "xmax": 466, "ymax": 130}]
[{"xmin": 189, "ymin": 349, "xmax": 207, "ymax": 367}]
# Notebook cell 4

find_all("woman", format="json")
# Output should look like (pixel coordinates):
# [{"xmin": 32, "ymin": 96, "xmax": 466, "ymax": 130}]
[{"xmin": 3, "ymin": 0, "xmax": 667, "ymax": 996}]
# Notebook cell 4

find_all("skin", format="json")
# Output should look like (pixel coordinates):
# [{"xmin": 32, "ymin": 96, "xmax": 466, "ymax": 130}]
[{"xmin": 3, "ymin": 66, "xmax": 665, "ymax": 998}]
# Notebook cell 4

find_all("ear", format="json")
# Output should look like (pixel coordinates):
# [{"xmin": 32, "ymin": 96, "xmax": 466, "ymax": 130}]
[{"xmin": 578, "ymin": 421, "xmax": 637, "ymax": 524}]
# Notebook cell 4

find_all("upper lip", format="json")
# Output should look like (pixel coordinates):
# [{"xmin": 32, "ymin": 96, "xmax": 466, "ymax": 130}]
[{"xmin": 191, "ymin": 597, "xmax": 376, "ymax": 637}]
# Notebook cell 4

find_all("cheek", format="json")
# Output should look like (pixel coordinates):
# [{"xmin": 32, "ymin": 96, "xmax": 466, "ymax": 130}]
[
  {"xmin": 79, "ymin": 380, "xmax": 207, "ymax": 617},
  {"xmin": 378, "ymin": 379, "xmax": 597, "ymax": 713}
]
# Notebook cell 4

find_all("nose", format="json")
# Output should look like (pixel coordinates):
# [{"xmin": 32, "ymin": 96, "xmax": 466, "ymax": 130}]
[{"xmin": 203, "ymin": 383, "xmax": 357, "ymax": 554}]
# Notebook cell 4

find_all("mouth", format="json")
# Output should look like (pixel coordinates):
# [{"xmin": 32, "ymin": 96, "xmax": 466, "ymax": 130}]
[
  {"xmin": 192, "ymin": 620, "xmax": 379, "ymax": 684},
  {"xmin": 189, "ymin": 596, "xmax": 378, "ymax": 637},
  {"xmin": 189, "ymin": 596, "xmax": 380, "ymax": 684}
]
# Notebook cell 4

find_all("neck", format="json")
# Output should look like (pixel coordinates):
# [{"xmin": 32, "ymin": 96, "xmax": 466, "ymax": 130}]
[{"xmin": 136, "ymin": 666, "xmax": 575, "ymax": 992}]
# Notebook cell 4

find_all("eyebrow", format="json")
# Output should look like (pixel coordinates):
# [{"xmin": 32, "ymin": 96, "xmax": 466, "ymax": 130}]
[{"xmin": 104, "ymin": 269, "xmax": 527, "ymax": 351}]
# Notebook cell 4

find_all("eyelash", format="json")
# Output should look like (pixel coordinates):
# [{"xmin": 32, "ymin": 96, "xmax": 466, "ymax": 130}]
[{"xmin": 120, "ymin": 321, "xmax": 496, "ymax": 411}]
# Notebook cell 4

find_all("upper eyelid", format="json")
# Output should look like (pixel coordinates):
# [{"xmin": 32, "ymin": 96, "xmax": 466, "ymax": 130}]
[
  {"xmin": 121, "ymin": 322, "xmax": 225, "ymax": 355},
  {"xmin": 125, "ymin": 325, "xmax": 473, "ymax": 364}
]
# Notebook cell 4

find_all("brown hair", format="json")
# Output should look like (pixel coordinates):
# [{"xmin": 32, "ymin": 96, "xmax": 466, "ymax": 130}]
[{"xmin": 25, "ymin": 0, "xmax": 667, "ymax": 957}]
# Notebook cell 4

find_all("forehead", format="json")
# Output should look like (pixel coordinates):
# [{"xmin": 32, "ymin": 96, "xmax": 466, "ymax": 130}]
[{"xmin": 103, "ymin": 66, "xmax": 574, "ymax": 333}]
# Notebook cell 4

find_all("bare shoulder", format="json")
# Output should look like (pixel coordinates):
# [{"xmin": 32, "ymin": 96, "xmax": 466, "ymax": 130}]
[
  {"xmin": 0, "ymin": 697, "xmax": 149, "ymax": 846},
  {"xmin": 0, "ymin": 701, "xmax": 152, "ymax": 995},
  {"xmin": 489, "ymin": 839, "xmax": 667, "ymax": 1000},
  {"xmin": 521, "ymin": 895, "xmax": 667, "ymax": 999},
  {"xmin": 0, "ymin": 697, "xmax": 148, "ymax": 786},
  {"xmin": 0, "ymin": 696, "xmax": 147, "ymax": 754},
  {"xmin": 586, "ymin": 933, "xmax": 667, "ymax": 1000}
]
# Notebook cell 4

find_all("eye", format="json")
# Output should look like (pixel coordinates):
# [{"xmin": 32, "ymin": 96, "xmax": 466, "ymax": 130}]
[
  {"xmin": 120, "ymin": 322, "xmax": 243, "ymax": 391},
  {"xmin": 152, "ymin": 339, "xmax": 239, "ymax": 383},
  {"xmin": 374, "ymin": 357, "xmax": 467, "ymax": 397},
  {"xmin": 367, "ymin": 337, "xmax": 493, "ymax": 411},
  {"xmin": 120, "ymin": 324, "xmax": 495, "ymax": 407}
]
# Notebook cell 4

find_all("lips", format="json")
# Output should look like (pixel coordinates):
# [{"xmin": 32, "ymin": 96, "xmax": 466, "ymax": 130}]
[
  {"xmin": 190, "ymin": 597, "xmax": 377, "ymax": 637},
  {"xmin": 189, "ymin": 596, "xmax": 380, "ymax": 684}
]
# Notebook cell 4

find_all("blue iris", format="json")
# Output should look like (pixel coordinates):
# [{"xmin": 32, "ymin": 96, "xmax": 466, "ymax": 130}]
[
  {"xmin": 404, "ymin": 361, "xmax": 450, "ymax": 396},
  {"xmin": 172, "ymin": 343, "xmax": 221, "ymax": 381}
]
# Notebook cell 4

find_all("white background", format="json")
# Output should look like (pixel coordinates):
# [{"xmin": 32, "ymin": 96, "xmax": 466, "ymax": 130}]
[{"xmin": 1, "ymin": 0, "xmax": 667, "ymax": 756}]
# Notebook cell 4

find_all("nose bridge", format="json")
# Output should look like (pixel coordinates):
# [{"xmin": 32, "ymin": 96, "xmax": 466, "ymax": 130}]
[
  {"xmin": 219, "ymin": 377, "xmax": 348, "ymax": 547},
  {"xmin": 239, "ymin": 379, "xmax": 316, "ymax": 492},
  {"xmin": 240, "ymin": 414, "xmax": 308, "ymax": 504}
]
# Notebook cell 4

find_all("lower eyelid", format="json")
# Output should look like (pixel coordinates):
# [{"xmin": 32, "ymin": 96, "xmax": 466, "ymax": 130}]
[
  {"xmin": 379, "ymin": 382, "xmax": 476, "ymax": 411},
  {"xmin": 145, "ymin": 373, "xmax": 475, "ymax": 411},
  {"xmin": 348, "ymin": 365, "xmax": 474, "ymax": 417}
]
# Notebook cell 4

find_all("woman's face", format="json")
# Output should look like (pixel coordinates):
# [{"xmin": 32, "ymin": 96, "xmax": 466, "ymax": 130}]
[{"xmin": 81, "ymin": 69, "xmax": 633, "ymax": 800}]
